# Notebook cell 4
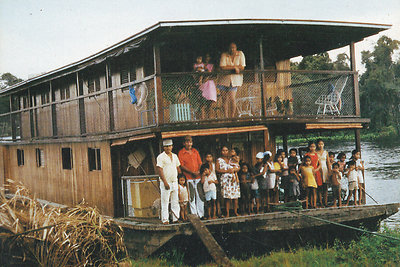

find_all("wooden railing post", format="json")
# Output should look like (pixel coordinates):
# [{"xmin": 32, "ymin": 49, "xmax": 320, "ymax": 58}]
[
  {"xmin": 50, "ymin": 81, "xmax": 58, "ymax": 137},
  {"xmin": 350, "ymin": 42, "xmax": 360, "ymax": 116},
  {"xmin": 259, "ymin": 37, "xmax": 266, "ymax": 117},
  {"xmin": 106, "ymin": 62, "xmax": 115, "ymax": 132},
  {"xmin": 76, "ymin": 72, "xmax": 86, "ymax": 135},
  {"xmin": 153, "ymin": 44, "xmax": 163, "ymax": 125},
  {"xmin": 9, "ymin": 95, "xmax": 16, "ymax": 141}
]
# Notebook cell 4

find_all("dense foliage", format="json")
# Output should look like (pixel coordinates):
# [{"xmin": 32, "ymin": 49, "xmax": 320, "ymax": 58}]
[{"xmin": 359, "ymin": 36, "xmax": 400, "ymax": 134}]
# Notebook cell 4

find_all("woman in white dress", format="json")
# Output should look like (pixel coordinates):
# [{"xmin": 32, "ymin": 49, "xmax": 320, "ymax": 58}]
[
  {"xmin": 216, "ymin": 146, "xmax": 240, "ymax": 217},
  {"xmin": 317, "ymin": 139, "xmax": 330, "ymax": 207}
]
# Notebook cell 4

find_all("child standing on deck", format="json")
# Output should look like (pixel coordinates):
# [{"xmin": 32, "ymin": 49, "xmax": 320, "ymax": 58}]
[
  {"xmin": 329, "ymin": 162, "xmax": 342, "ymax": 207},
  {"xmin": 201, "ymin": 163, "xmax": 218, "ymax": 219},
  {"xmin": 346, "ymin": 161, "xmax": 359, "ymax": 206},
  {"xmin": 178, "ymin": 174, "xmax": 189, "ymax": 221},
  {"xmin": 286, "ymin": 166, "xmax": 301, "ymax": 202},
  {"xmin": 251, "ymin": 152, "xmax": 263, "ymax": 214},
  {"xmin": 205, "ymin": 152, "xmax": 222, "ymax": 217},
  {"xmin": 352, "ymin": 150, "xmax": 365, "ymax": 205},
  {"xmin": 305, "ymin": 141, "xmax": 323, "ymax": 207},
  {"xmin": 300, "ymin": 155, "xmax": 317, "ymax": 209},
  {"xmin": 239, "ymin": 163, "xmax": 252, "ymax": 215},
  {"xmin": 288, "ymin": 148, "xmax": 300, "ymax": 170}
]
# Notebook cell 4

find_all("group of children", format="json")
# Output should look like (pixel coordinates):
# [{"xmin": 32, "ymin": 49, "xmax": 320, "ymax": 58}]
[{"xmin": 176, "ymin": 141, "xmax": 366, "ymax": 221}]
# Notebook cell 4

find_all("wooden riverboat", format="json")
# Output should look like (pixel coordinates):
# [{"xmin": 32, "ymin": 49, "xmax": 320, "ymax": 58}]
[{"xmin": 0, "ymin": 19, "xmax": 398, "ymax": 259}]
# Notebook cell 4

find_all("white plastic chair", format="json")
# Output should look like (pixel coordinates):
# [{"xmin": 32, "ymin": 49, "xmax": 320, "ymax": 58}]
[{"xmin": 315, "ymin": 76, "xmax": 349, "ymax": 115}]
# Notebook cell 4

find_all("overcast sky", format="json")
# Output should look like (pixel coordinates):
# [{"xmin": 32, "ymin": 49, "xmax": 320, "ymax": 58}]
[{"xmin": 1, "ymin": 0, "xmax": 399, "ymax": 80}]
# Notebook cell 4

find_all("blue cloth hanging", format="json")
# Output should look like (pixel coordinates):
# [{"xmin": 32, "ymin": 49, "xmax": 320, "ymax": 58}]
[{"xmin": 129, "ymin": 84, "xmax": 137, "ymax": 104}]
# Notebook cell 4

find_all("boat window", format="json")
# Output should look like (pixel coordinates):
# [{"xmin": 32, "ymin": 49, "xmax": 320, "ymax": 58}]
[
  {"xmin": 61, "ymin": 147, "xmax": 73, "ymax": 170},
  {"xmin": 36, "ymin": 148, "xmax": 45, "ymax": 167},
  {"xmin": 17, "ymin": 149, "xmax": 24, "ymax": 166},
  {"xmin": 60, "ymin": 85, "xmax": 70, "ymax": 100},
  {"xmin": 88, "ymin": 148, "xmax": 101, "ymax": 171}
]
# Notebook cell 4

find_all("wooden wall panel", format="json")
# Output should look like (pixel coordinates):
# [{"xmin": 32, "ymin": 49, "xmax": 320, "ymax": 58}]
[
  {"xmin": 6, "ymin": 141, "xmax": 114, "ymax": 216},
  {"xmin": 36, "ymin": 107, "xmax": 53, "ymax": 137},
  {"xmin": 20, "ymin": 111, "xmax": 31, "ymax": 138},
  {"xmin": 85, "ymin": 94, "xmax": 109, "ymax": 133}
]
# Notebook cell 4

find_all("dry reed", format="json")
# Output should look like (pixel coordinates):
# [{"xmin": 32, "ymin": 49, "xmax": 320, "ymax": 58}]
[{"xmin": 0, "ymin": 180, "xmax": 127, "ymax": 266}]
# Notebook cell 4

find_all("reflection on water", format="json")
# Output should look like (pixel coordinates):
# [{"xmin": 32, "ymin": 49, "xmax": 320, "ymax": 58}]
[{"xmin": 293, "ymin": 139, "xmax": 400, "ymax": 229}]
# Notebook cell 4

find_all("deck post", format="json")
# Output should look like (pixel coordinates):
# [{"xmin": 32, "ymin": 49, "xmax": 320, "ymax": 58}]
[
  {"xmin": 50, "ymin": 80, "xmax": 58, "ymax": 137},
  {"xmin": 283, "ymin": 134, "xmax": 288, "ymax": 154},
  {"xmin": 28, "ymin": 88, "xmax": 35, "ymax": 138},
  {"xmin": 259, "ymin": 37, "xmax": 266, "ymax": 116},
  {"xmin": 76, "ymin": 72, "xmax": 86, "ymax": 135},
  {"xmin": 350, "ymin": 42, "xmax": 361, "ymax": 116},
  {"xmin": 153, "ymin": 43, "xmax": 163, "ymax": 125},
  {"xmin": 106, "ymin": 62, "xmax": 115, "ymax": 132},
  {"xmin": 9, "ymin": 95, "xmax": 16, "ymax": 141}
]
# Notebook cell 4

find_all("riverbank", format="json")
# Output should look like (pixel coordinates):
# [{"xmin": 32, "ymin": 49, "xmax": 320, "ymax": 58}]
[
  {"xmin": 276, "ymin": 127, "xmax": 399, "ymax": 145},
  {"xmin": 130, "ymin": 227, "xmax": 400, "ymax": 266}
]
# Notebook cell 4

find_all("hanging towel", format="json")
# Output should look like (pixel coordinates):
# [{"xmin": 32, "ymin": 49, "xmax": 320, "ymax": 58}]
[{"xmin": 129, "ymin": 84, "xmax": 137, "ymax": 104}]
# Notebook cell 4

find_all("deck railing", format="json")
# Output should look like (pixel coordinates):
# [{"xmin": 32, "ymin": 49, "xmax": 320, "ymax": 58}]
[
  {"xmin": 0, "ymin": 70, "xmax": 358, "ymax": 141},
  {"xmin": 159, "ymin": 70, "xmax": 356, "ymax": 124}
]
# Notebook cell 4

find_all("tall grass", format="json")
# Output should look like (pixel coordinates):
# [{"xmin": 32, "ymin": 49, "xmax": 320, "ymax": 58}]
[{"xmin": 0, "ymin": 180, "xmax": 128, "ymax": 266}]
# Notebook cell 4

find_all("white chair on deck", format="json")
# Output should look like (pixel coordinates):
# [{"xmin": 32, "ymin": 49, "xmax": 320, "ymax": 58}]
[{"xmin": 315, "ymin": 76, "xmax": 349, "ymax": 115}]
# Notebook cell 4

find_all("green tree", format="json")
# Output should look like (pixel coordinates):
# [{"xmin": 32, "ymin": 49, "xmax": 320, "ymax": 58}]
[
  {"xmin": 0, "ymin": 73, "xmax": 24, "ymax": 114},
  {"xmin": 297, "ymin": 52, "xmax": 333, "ymax": 70},
  {"xmin": 359, "ymin": 36, "xmax": 400, "ymax": 134}
]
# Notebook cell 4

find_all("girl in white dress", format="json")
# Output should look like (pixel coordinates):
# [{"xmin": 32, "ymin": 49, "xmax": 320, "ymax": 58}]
[{"xmin": 317, "ymin": 139, "xmax": 329, "ymax": 207}]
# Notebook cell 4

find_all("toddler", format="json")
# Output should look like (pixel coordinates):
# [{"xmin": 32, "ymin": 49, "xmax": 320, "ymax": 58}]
[
  {"xmin": 288, "ymin": 148, "xmax": 300, "ymax": 170},
  {"xmin": 239, "ymin": 163, "xmax": 252, "ymax": 215},
  {"xmin": 178, "ymin": 174, "xmax": 189, "ymax": 221},
  {"xmin": 286, "ymin": 166, "xmax": 300, "ymax": 202}
]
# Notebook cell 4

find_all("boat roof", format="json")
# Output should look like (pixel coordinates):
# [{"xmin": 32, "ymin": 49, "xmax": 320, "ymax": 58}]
[{"xmin": 1, "ymin": 19, "xmax": 391, "ymax": 94}]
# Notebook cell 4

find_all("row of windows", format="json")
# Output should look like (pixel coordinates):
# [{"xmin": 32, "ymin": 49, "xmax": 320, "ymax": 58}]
[{"xmin": 16, "ymin": 148, "xmax": 101, "ymax": 171}]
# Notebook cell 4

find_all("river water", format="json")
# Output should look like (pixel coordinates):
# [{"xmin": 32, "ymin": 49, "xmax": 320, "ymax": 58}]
[{"xmin": 310, "ymin": 139, "xmax": 400, "ymax": 229}]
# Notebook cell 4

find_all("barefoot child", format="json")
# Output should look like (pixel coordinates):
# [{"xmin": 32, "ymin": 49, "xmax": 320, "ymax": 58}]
[
  {"xmin": 346, "ymin": 161, "xmax": 359, "ymax": 206},
  {"xmin": 300, "ymin": 156, "xmax": 317, "ymax": 209},
  {"xmin": 178, "ymin": 174, "xmax": 189, "ymax": 221},
  {"xmin": 201, "ymin": 163, "xmax": 218, "ymax": 219},
  {"xmin": 329, "ymin": 162, "xmax": 342, "ymax": 207},
  {"xmin": 239, "ymin": 163, "xmax": 252, "ymax": 215},
  {"xmin": 250, "ymin": 152, "xmax": 263, "ymax": 214},
  {"xmin": 352, "ymin": 150, "xmax": 365, "ymax": 205},
  {"xmin": 205, "ymin": 153, "xmax": 222, "ymax": 217}
]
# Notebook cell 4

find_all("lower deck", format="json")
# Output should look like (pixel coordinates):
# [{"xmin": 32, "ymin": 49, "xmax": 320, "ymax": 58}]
[{"xmin": 116, "ymin": 203, "xmax": 399, "ymax": 258}]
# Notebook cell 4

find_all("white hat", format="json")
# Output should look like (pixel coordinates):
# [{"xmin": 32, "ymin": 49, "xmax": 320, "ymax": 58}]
[
  {"xmin": 256, "ymin": 152, "xmax": 264, "ymax": 159},
  {"xmin": 162, "ymin": 139, "xmax": 173, "ymax": 146},
  {"xmin": 263, "ymin": 151, "xmax": 272, "ymax": 157}
]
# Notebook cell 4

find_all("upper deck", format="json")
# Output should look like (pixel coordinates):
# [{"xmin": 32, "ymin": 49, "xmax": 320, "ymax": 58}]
[{"xmin": 0, "ymin": 19, "xmax": 389, "ymax": 143}]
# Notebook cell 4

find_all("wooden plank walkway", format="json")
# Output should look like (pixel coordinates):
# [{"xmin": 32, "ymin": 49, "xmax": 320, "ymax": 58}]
[{"xmin": 188, "ymin": 214, "xmax": 233, "ymax": 267}]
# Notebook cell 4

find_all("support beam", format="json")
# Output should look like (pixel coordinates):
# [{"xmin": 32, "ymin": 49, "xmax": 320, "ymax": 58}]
[
  {"xmin": 282, "ymin": 134, "xmax": 288, "ymax": 154},
  {"xmin": 259, "ymin": 37, "xmax": 266, "ymax": 116},
  {"xmin": 354, "ymin": 128, "xmax": 361, "ymax": 152},
  {"xmin": 50, "ymin": 81, "xmax": 58, "ymax": 137},
  {"xmin": 28, "ymin": 88, "xmax": 35, "ymax": 138},
  {"xmin": 188, "ymin": 214, "xmax": 233, "ymax": 267},
  {"xmin": 76, "ymin": 72, "xmax": 86, "ymax": 135},
  {"xmin": 350, "ymin": 42, "xmax": 361, "ymax": 116},
  {"xmin": 9, "ymin": 95, "xmax": 16, "ymax": 141},
  {"xmin": 106, "ymin": 62, "xmax": 115, "ymax": 132},
  {"xmin": 153, "ymin": 44, "xmax": 163, "ymax": 125}
]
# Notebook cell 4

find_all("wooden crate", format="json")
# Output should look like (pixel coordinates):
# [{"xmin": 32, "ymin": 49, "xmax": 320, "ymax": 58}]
[{"xmin": 130, "ymin": 177, "xmax": 159, "ymax": 218}]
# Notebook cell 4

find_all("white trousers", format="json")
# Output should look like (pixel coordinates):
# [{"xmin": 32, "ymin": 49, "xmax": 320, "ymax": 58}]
[
  {"xmin": 188, "ymin": 179, "xmax": 204, "ymax": 218},
  {"xmin": 160, "ymin": 181, "xmax": 179, "ymax": 223}
]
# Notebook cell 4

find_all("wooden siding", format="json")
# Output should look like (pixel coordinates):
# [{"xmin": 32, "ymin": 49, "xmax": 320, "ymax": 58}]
[
  {"xmin": 6, "ymin": 141, "xmax": 114, "ymax": 216},
  {"xmin": 264, "ymin": 60, "xmax": 292, "ymax": 109}
]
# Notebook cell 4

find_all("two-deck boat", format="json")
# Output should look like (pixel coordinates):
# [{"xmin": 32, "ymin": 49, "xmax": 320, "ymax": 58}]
[{"xmin": 0, "ymin": 19, "xmax": 398, "ymax": 258}]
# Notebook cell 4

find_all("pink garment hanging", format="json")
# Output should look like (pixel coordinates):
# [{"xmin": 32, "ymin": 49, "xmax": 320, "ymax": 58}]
[{"xmin": 199, "ymin": 80, "xmax": 217, "ymax": 102}]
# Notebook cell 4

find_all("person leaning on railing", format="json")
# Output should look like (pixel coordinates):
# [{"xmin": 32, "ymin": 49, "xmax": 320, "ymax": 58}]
[{"xmin": 217, "ymin": 42, "xmax": 246, "ymax": 118}]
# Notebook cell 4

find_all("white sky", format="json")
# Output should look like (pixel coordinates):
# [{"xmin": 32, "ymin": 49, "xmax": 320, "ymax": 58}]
[{"xmin": 1, "ymin": 0, "xmax": 399, "ymax": 79}]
